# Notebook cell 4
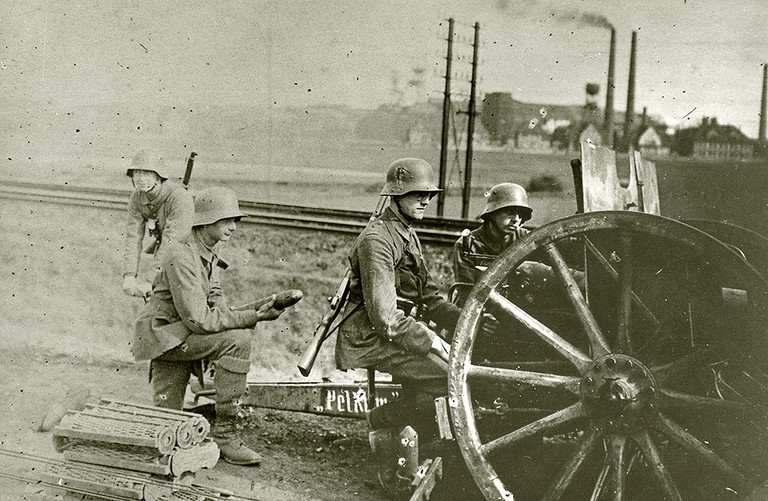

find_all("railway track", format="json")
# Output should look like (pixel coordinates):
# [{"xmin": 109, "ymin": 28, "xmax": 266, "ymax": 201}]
[{"xmin": 0, "ymin": 180, "xmax": 479, "ymax": 245}]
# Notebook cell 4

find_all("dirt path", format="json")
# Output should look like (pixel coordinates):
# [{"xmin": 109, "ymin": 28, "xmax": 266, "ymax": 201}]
[
  {"xmin": 0, "ymin": 347, "xmax": 383, "ymax": 500},
  {"xmin": 0, "ymin": 197, "xmax": 480, "ymax": 500},
  {"xmin": 0, "ymin": 348, "xmax": 485, "ymax": 500}
]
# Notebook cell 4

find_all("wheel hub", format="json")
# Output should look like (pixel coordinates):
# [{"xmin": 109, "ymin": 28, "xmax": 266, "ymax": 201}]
[{"xmin": 581, "ymin": 354, "xmax": 658, "ymax": 432}]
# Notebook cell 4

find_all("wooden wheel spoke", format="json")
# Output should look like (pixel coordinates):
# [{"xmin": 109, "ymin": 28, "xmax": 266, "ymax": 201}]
[
  {"xmin": 584, "ymin": 236, "xmax": 661, "ymax": 332},
  {"xmin": 541, "ymin": 427, "xmax": 602, "ymax": 501},
  {"xmin": 616, "ymin": 233, "xmax": 634, "ymax": 353},
  {"xmin": 633, "ymin": 430, "xmax": 683, "ymax": 501},
  {"xmin": 605, "ymin": 433, "xmax": 628, "ymax": 501},
  {"xmin": 654, "ymin": 413, "xmax": 746, "ymax": 484},
  {"xmin": 591, "ymin": 463, "xmax": 611, "ymax": 501},
  {"xmin": 651, "ymin": 346, "xmax": 716, "ymax": 384},
  {"xmin": 660, "ymin": 388, "xmax": 753, "ymax": 413},
  {"xmin": 481, "ymin": 402, "xmax": 586, "ymax": 456},
  {"xmin": 545, "ymin": 242, "xmax": 611, "ymax": 357},
  {"xmin": 468, "ymin": 364, "xmax": 581, "ymax": 394},
  {"xmin": 488, "ymin": 290, "xmax": 592, "ymax": 373}
]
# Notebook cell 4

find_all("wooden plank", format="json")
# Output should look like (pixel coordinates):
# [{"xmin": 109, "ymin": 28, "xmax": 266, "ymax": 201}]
[
  {"xmin": 54, "ymin": 411, "xmax": 176, "ymax": 454},
  {"xmin": 41, "ymin": 460, "xmax": 148, "ymax": 499},
  {"xmin": 170, "ymin": 440, "xmax": 220, "ymax": 477},
  {"xmin": 62, "ymin": 440, "xmax": 171, "ymax": 476}
]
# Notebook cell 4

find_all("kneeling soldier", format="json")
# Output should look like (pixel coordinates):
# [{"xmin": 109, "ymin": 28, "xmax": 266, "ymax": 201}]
[{"xmin": 133, "ymin": 187, "xmax": 284, "ymax": 465}]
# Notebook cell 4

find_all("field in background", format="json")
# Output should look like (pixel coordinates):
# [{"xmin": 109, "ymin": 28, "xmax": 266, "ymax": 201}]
[
  {"xmin": 4, "ymin": 145, "xmax": 767, "ymax": 233},
  {"xmin": 0, "ymin": 198, "xmax": 454, "ymax": 381}
]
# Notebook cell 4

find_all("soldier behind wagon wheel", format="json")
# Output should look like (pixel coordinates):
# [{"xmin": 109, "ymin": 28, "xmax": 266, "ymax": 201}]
[
  {"xmin": 451, "ymin": 182, "xmax": 534, "ymax": 307},
  {"xmin": 121, "ymin": 150, "xmax": 194, "ymax": 298},
  {"xmin": 133, "ymin": 187, "xmax": 290, "ymax": 466},
  {"xmin": 334, "ymin": 158, "xmax": 461, "ymax": 496},
  {"xmin": 452, "ymin": 181, "xmax": 585, "ymax": 363}
]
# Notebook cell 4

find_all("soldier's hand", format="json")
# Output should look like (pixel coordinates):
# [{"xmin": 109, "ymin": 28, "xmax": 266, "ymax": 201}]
[
  {"xmin": 479, "ymin": 312, "xmax": 499, "ymax": 338},
  {"xmin": 429, "ymin": 334, "xmax": 451, "ymax": 362},
  {"xmin": 136, "ymin": 280, "xmax": 152, "ymax": 298},
  {"xmin": 254, "ymin": 294, "xmax": 284, "ymax": 321},
  {"xmin": 122, "ymin": 275, "xmax": 152, "ymax": 298}
]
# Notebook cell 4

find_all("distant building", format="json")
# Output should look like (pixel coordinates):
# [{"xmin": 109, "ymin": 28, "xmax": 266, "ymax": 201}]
[
  {"xmin": 578, "ymin": 123, "xmax": 603, "ymax": 148},
  {"xmin": 550, "ymin": 122, "xmax": 602, "ymax": 153},
  {"xmin": 673, "ymin": 117, "xmax": 754, "ymax": 159},
  {"xmin": 514, "ymin": 125, "xmax": 552, "ymax": 152},
  {"xmin": 637, "ymin": 126, "xmax": 670, "ymax": 157}
]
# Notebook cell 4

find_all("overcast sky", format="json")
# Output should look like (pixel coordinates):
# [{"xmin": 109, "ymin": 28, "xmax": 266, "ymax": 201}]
[{"xmin": 4, "ymin": 0, "xmax": 767, "ymax": 136}]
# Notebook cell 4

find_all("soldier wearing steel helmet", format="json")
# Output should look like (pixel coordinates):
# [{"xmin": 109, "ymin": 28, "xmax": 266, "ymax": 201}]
[
  {"xmin": 133, "ymin": 187, "xmax": 285, "ymax": 466},
  {"xmin": 121, "ymin": 150, "xmax": 194, "ymax": 298},
  {"xmin": 335, "ymin": 158, "xmax": 461, "ymax": 494},
  {"xmin": 451, "ymin": 182, "xmax": 533, "ymax": 306}
]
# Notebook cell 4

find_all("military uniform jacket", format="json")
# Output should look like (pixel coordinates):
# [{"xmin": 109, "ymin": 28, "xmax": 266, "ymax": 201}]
[
  {"xmin": 452, "ymin": 223, "xmax": 529, "ymax": 285},
  {"xmin": 133, "ymin": 232, "xmax": 262, "ymax": 361},
  {"xmin": 335, "ymin": 207, "xmax": 460, "ymax": 371},
  {"xmin": 122, "ymin": 181, "xmax": 194, "ymax": 277}
]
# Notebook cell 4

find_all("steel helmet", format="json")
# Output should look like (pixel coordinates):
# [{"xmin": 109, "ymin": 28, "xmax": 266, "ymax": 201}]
[
  {"xmin": 380, "ymin": 158, "xmax": 442, "ymax": 197},
  {"xmin": 126, "ymin": 150, "xmax": 169, "ymax": 180},
  {"xmin": 193, "ymin": 187, "xmax": 245, "ymax": 227},
  {"xmin": 481, "ymin": 183, "xmax": 533, "ymax": 221}
]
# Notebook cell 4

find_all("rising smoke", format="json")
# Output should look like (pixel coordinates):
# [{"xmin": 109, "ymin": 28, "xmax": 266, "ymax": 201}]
[
  {"xmin": 493, "ymin": 1, "xmax": 614, "ymax": 31},
  {"xmin": 555, "ymin": 9, "xmax": 613, "ymax": 30}
]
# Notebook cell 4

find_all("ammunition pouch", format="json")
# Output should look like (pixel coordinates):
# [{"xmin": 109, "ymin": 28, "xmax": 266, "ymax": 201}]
[{"xmin": 143, "ymin": 218, "xmax": 162, "ymax": 254}]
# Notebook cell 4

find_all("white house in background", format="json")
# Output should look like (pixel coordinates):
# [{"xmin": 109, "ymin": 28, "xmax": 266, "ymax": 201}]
[{"xmin": 637, "ymin": 126, "xmax": 669, "ymax": 157}]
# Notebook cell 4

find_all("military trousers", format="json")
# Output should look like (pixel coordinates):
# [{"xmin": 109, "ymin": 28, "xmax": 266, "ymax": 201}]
[
  {"xmin": 370, "ymin": 352, "xmax": 447, "ymax": 438},
  {"xmin": 150, "ymin": 328, "xmax": 252, "ymax": 413}
]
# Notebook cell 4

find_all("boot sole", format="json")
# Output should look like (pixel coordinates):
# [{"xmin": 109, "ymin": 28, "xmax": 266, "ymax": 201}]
[{"xmin": 221, "ymin": 456, "xmax": 261, "ymax": 466}]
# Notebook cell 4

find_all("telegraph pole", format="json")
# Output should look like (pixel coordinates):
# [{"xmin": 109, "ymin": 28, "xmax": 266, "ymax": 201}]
[
  {"xmin": 461, "ymin": 22, "xmax": 480, "ymax": 219},
  {"xmin": 437, "ymin": 18, "xmax": 454, "ymax": 217},
  {"xmin": 623, "ymin": 31, "xmax": 637, "ymax": 151}
]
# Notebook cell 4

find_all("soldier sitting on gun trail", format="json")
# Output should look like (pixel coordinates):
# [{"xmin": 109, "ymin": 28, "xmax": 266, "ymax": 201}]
[
  {"xmin": 133, "ymin": 187, "xmax": 289, "ymax": 466},
  {"xmin": 122, "ymin": 150, "xmax": 194, "ymax": 298},
  {"xmin": 452, "ymin": 182, "xmax": 533, "ymax": 307},
  {"xmin": 334, "ymin": 158, "xmax": 461, "ymax": 496}
]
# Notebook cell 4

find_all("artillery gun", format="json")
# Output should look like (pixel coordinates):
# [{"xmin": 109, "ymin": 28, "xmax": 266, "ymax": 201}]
[
  {"xmin": 446, "ymin": 143, "xmax": 768, "ymax": 500},
  {"xmin": 188, "ymin": 142, "xmax": 768, "ymax": 500}
]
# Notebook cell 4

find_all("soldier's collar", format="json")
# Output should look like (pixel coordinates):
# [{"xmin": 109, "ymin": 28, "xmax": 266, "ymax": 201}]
[
  {"xmin": 191, "ymin": 230, "xmax": 230, "ymax": 269},
  {"xmin": 475, "ymin": 223, "xmax": 508, "ymax": 253},
  {"xmin": 140, "ymin": 181, "xmax": 172, "ymax": 207},
  {"xmin": 382, "ymin": 206, "xmax": 412, "ymax": 240}
]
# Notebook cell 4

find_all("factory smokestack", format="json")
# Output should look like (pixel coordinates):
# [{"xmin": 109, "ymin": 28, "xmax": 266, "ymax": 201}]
[
  {"xmin": 624, "ymin": 31, "xmax": 637, "ymax": 151},
  {"xmin": 604, "ymin": 28, "xmax": 616, "ymax": 147},
  {"xmin": 760, "ymin": 63, "xmax": 767, "ymax": 143}
]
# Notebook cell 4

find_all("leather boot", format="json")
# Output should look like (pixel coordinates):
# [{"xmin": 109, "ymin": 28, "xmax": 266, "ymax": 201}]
[
  {"xmin": 369, "ymin": 427, "xmax": 399, "ymax": 497},
  {"xmin": 210, "ymin": 414, "xmax": 262, "ymax": 466}
]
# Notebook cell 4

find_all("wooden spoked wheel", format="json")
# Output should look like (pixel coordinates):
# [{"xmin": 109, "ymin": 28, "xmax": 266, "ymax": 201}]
[{"xmin": 448, "ymin": 211, "xmax": 768, "ymax": 501}]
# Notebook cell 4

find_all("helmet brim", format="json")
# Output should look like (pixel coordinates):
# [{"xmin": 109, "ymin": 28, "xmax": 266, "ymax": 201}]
[
  {"xmin": 480, "ymin": 204, "xmax": 533, "ymax": 221},
  {"xmin": 192, "ymin": 213, "xmax": 246, "ymax": 227},
  {"xmin": 380, "ymin": 187, "xmax": 443, "ymax": 196}
]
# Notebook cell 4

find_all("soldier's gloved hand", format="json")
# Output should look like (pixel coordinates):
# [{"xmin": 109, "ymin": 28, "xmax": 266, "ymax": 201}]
[
  {"xmin": 122, "ymin": 275, "xmax": 151, "ymax": 298},
  {"xmin": 254, "ymin": 294, "xmax": 284, "ymax": 321},
  {"xmin": 429, "ymin": 334, "xmax": 451, "ymax": 362},
  {"xmin": 479, "ymin": 312, "xmax": 499, "ymax": 338}
]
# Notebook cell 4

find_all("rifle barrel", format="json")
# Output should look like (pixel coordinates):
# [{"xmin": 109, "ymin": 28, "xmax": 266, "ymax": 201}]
[{"xmin": 182, "ymin": 152, "xmax": 197, "ymax": 187}]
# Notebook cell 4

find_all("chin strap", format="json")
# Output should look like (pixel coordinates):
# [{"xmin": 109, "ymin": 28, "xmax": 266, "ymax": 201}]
[{"xmin": 392, "ymin": 197, "xmax": 415, "ymax": 223}]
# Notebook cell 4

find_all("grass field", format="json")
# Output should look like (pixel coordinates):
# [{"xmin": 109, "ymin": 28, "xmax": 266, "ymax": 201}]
[
  {"xmin": 0, "ymin": 197, "xmax": 456, "ymax": 382},
  {"xmin": 2, "ymin": 145, "xmax": 766, "ymax": 379},
  {"xmin": 4, "ymin": 145, "xmax": 766, "ymax": 233}
]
